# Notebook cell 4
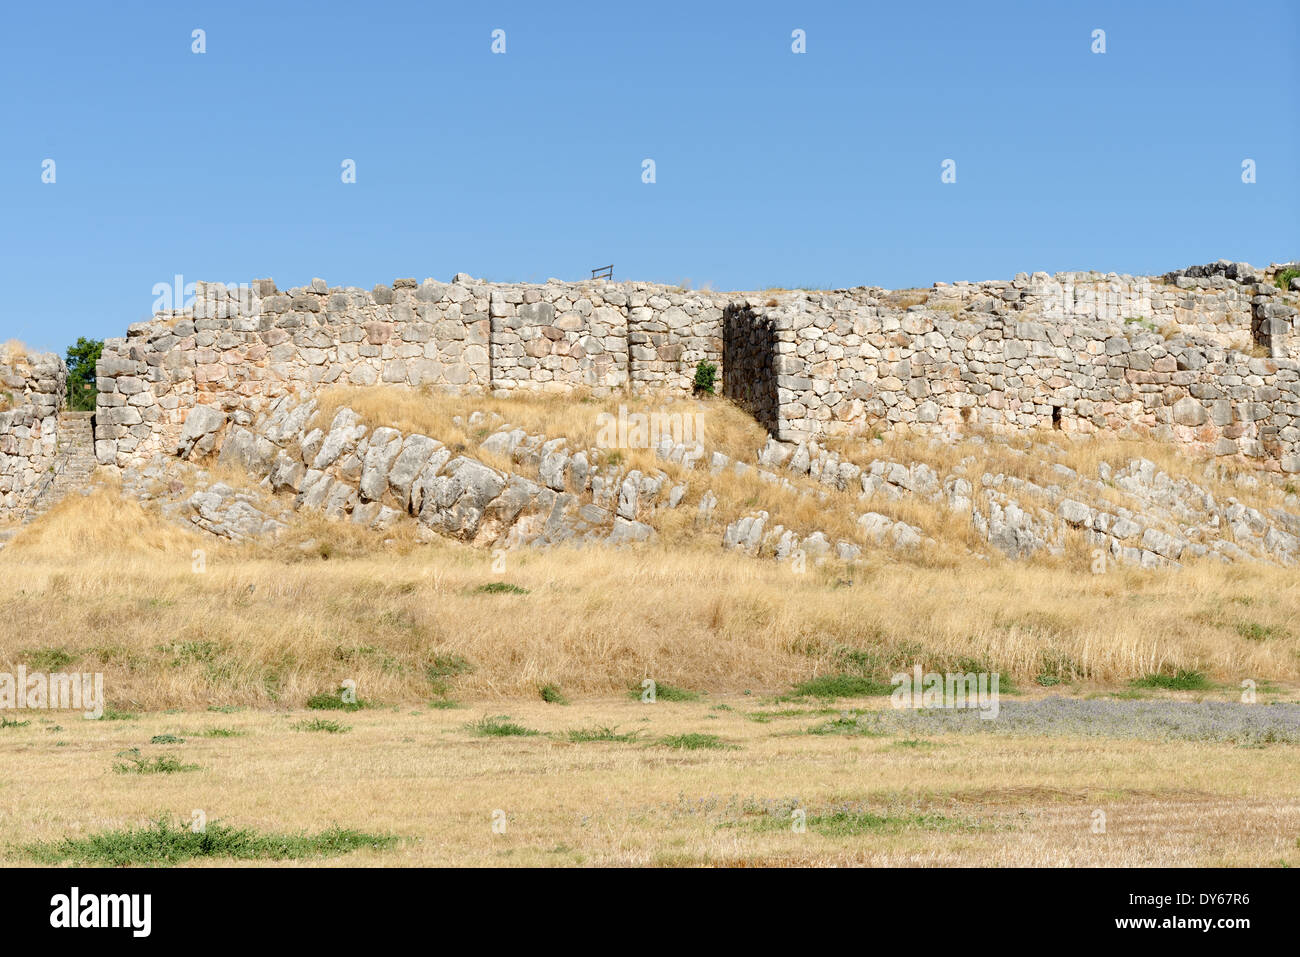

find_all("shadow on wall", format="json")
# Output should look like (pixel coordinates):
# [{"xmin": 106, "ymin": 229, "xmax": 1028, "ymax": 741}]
[{"xmin": 723, "ymin": 304, "xmax": 780, "ymax": 437}]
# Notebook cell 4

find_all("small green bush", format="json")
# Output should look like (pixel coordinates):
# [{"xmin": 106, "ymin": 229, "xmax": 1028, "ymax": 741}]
[
  {"xmin": 306, "ymin": 688, "xmax": 368, "ymax": 712},
  {"xmin": 692, "ymin": 360, "xmax": 718, "ymax": 396},
  {"xmin": 539, "ymin": 683, "xmax": 569, "ymax": 705}
]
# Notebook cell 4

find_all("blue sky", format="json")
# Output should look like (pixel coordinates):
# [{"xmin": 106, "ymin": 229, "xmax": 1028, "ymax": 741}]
[{"xmin": 1, "ymin": 0, "xmax": 1296, "ymax": 354}]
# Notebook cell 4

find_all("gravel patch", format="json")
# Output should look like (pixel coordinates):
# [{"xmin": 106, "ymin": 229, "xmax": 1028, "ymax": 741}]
[{"xmin": 874, "ymin": 696, "xmax": 1300, "ymax": 745}]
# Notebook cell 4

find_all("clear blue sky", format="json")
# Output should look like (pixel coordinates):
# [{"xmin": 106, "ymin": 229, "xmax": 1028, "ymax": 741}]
[{"xmin": 2, "ymin": 0, "xmax": 1296, "ymax": 355}]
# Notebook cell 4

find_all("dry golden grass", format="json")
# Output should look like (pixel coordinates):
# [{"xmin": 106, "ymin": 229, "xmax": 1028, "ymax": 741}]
[
  {"xmin": 823, "ymin": 422, "xmax": 1292, "ymax": 521},
  {"xmin": 1, "ymin": 485, "xmax": 1298, "ymax": 714},
  {"xmin": 4, "ymin": 393, "xmax": 1300, "ymax": 869},
  {"xmin": 0, "ymin": 339, "xmax": 29, "ymax": 362},
  {"xmin": 308, "ymin": 387, "xmax": 1293, "ymax": 562},
  {"xmin": 2, "ymin": 700, "xmax": 1296, "ymax": 867},
  {"xmin": 314, "ymin": 385, "xmax": 769, "ymax": 469}
]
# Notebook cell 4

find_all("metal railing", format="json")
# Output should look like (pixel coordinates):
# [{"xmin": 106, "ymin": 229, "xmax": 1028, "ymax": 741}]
[{"xmin": 591, "ymin": 265, "xmax": 613, "ymax": 281}]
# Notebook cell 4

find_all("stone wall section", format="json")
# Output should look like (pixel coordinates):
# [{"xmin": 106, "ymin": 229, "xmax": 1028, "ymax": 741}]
[
  {"xmin": 0, "ymin": 351, "xmax": 67, "ymax": 520},
  {"xmin": 96, "ymin": 262, "xmax": 1300, "ymax": 474},
  {"xmin": 96, "ymin": 276, "xmax": 731, "ymax": 466},
  {"xmin": 762, "ymin": 289, "xmax": 1300, "ymax": 472}
]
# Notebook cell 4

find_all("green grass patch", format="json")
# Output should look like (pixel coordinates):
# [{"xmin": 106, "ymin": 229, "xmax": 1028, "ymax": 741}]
[
  {"xmin": 789, "ymin": 674, "xmax": 894, "ymax": 700},
  {"xmin": 1, "ymin": 716, "xmax": 32, "ymax": 729},
  {"xmin": 306, "ymin": 688, "xmax": 368, "ymax": 712},
  {"xmin": 474, "ymin": 582, "xmax": 529, "ymax": 595},
  {"xmin": 1236, "ymin": 622, "xmax": 1288, "ymax": 642},
  {"xmin": 656, "ymin": 733, "xmax": 736, "ymax": 751},
  {"xmin": 738, "ymin": 809, "xmax": 975, "ymax": 836},
  {"xmin": 1131, "ymin": 669, "xmax": 1211, "ymax": 691},
  {"xmin": 1275, "ymin": 268, "xmax": 1300, "ymax": 291},
  {"xmin": 22, "ymin": 647, "xmax": 77, "ymax": 671},
  {"xmin": 197, "ymin": 727, "xmax": 244, "ymax": 738},
  {"xmin": 426, "ymin": 653, "xmax": 474, "ymax": 697},
  {"xmin": 565, "ymin": 725, "xmax": 642, "ymax": 743},
  {"xmin": 806, "ymin": 712, "xmax": 885, "ymax": 736},
  {"xmin": 27, "ymin": 818, "xmax": 397, "ymax": 866},
  {"xmin": 149, "ymin": 734, "xmax": 185, "ymax": 745},
  {"xmin": 293, "ymin": 718, "xmax": 350, "ymax": 734},
  {"xmin": 99, "ymin": 706, "xmax": 137, "ymax": 721},
  {"xmin": 539, "ymin": 683, "xmax": 569, "ymax": 705},
  {"xmin": 113, "ymin": 754, "xmax": 200, "ymax": 775},
  {"xmin": 466, "ymin": 715, "xmax": 540, "ymax": 738},
  {"xmin": 629, "ymin": 680, "xmax": 700, "ymax": 702}
]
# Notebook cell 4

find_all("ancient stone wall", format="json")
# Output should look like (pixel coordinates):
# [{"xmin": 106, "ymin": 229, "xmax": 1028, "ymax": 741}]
[
  {"xmin": 96, "ymin": 276, "xmax": 729, "ymax": 467},
  {"xmin": 758, "ymin": 284, "xmax": 1300, "ymax": 473},
  {"xmin": 0, "ymin": 351, "xmax": 67, "ymax": 520},
  {"xmin": 96, "ymin": 261, "xmax": 1300, "ymax": 474}
]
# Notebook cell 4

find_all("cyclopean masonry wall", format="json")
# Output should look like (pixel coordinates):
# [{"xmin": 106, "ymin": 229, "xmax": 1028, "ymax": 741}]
[
  {"xmin": 732, "ymin": 263, "xmax": 1300, "ymax": 473},
  {"xmin": 0, "ymin": 351, "xmax": 67, "ymax": 520},
  {"xmin": 94, "ymin": 275, "xmax": 727, "ymax": 467},
  {"xmin": 95, "ymin": 261, "xmax": 1300, "ymax": 474}
]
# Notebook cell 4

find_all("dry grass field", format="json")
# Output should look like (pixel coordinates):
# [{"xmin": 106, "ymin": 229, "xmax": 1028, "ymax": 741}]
[
  {"xmin": 1, "ymin": 391, "xmax": 1298, "ymax": 867},
  {"xmin": 2, "ymin": 697, "xmax": 1297, "ymax": 867},
  {"xmin": 2, "ymin": 486, "xmax": 1299, "ymax": 707}
]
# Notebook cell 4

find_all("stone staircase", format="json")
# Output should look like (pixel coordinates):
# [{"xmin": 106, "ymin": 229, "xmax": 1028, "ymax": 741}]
[{"xmin": 0, "ymin": 411, "xmax": 98, "ymax": 551}]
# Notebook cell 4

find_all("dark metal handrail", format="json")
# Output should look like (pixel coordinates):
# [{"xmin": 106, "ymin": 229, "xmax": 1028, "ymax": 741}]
[{"xmin": 591, "ymin": 265, "xmax": 613, "ymax": 280}]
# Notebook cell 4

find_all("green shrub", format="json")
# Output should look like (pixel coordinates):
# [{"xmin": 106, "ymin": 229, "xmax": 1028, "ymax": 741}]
[
  {"xmin": 692, "ymin": 360, "xmax": 718, "ymax": 396},
  {"xmin": 1274, "ymin": 268, "xmax": 1299, "ymax": 291},
  {"xmin": 539, "ymin": 683, "xmax": 569, "ymax": 705},
  {"xmin": 64, "ymin": 337, "xmax": 103, "ymax": 412},
  {"xmin": 306, "ymin": 688, "xmax": 368, "ymax": 712}
]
